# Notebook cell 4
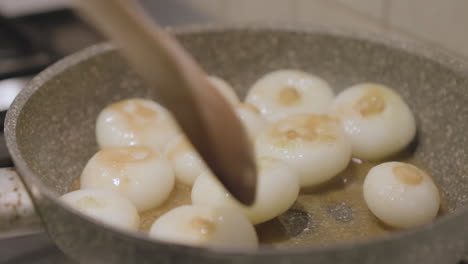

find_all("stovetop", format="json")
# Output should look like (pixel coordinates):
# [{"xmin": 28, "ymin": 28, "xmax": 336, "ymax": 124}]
[
  {"xmin": 0, "ymin": 8, "xmax": 102, "ymax": 166},
  {"xmin": 0, "ymin": 8, "xmax": 101, "ymax": 263}
]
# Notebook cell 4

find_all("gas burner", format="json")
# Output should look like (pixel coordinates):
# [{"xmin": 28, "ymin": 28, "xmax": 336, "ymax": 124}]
[
  {"xmin": 0, "ymin": 8, "xmax": 102, "ymax": 262},
  {"xmin": 0, "ymin": 8, "xmax": 102, "ymax": 168},
  {"xmin": 0, "ymin": 9, "xmax": 102, "ymax": 79}
]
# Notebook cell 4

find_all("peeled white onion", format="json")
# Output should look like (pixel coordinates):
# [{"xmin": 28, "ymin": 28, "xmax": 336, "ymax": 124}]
[
  {"xmin": 60, "ymin": 189, "xmax": 140, "ymax": 231},
  {"xmin": 80, "ymin": 146, "xmax": 175, "ymax": 212},
  {"xmin": 96, "ymin": 98, "xmax": 180, "ymax": 151},
  {"xmin": 207, "ymin": 76, "xmax": 239, "ymax": 105},
  {"xmin": 149, "ymin": 205, "xmax": 258, "ymax": 249},
  {"xmin": 245, "ymin": 69, "xmax": 334, "ymax": 122},
  {"xmin": 363, "ymin": 162, "xmax": 440, "ymax": 228},
  {"xmin": 164, "ymin": 136, "xmax": 208, "ymax": 186},
  {"xmin": 235, "ymin": 103, "xmax": 268, "ymax": 139},
  {"xmin": 330, "ymin": 83, "xmax": 416, "ymax": 160},
  {"xmin": 192, "ymin": 157, "xmax": 299, "ymax": 224},
  {"xmin": 255, "ymin": 114, "xmax": 351, "ymax": 187}
]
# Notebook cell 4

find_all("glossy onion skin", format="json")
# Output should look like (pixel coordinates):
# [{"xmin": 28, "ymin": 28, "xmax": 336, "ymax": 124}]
[
  {"xmin": 80, "ymin": 146, "xmax": 175, "ymax": 212},
  {"xmin": 149, "ymin": 205, "xmax": 258, "ymax": 249},
  {"xmin": 192, "ymin": 157, "xmax": 300, "ymax": 224},
  {"xmin": 235, "ymin": 103, "xmax": 268, "ymax": 139},
  {"xmin": 256, "ymin": 114, "xmax": 352, "ymax": 187},
  {"xmin": 207, "ymin": 76, "xmax": 240, "ymax": 105},
  {"xmin": 60, "ymin": 189, "xmax": 140, "ymax": 231},
  {"xmin": 96, "ymin": 98, "xmax": 180, "ymax": 151},
  {"xmin": 246, "ymin": 70, "xmax": 334, "ymax": 122},
  {"xmin": 363, "ymin": 162, "xmax": 440, "ymax": 228},
  {"xmin": 331, "ymin": 83, "xmax": 416, "ymax": 161},
  {"xmin": 164, "ymin": 136, "xmax": 208, "ymax": 186}
]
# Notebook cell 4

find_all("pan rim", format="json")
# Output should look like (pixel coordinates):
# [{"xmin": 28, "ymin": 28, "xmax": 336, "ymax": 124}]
[{"xmin": 5, "ymin": 23, "xmax": 468, "ymax": 258}]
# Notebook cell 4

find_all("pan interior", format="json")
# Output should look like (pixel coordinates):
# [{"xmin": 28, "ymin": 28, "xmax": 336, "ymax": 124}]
[{"xmin": 13, "ymin": 29, "xmax": 468, "ymax": 247}]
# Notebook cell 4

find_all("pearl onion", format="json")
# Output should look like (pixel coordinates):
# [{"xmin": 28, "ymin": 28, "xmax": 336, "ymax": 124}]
[
  {"xmin": 330, "ymin": 83, "xmax": 416, "ymax": 160},
  {"xmin": 207, "ymin": 76, "xmax": 239, "ymax": 105},
  {"xmin": 164, "ymin": 136, "xmax": 208, "ymax": 186},
  {"xmin": 246, "ymin": 70, "xmax": 334, "ymax": 122},
  {"xmin": 96, "ymin": 98, "xmax": 180, "ymax": 151},
  {"xmin": 192, "ymin": 157, "xmax": 299, "ymax": 224},
  {"xmin": 149, "ymin": 205, "xmax": 258, "ymax": 249},
  {"xmin": 363, "ymin": 162, "xmax": 440, "ymax": 228},
  {"xmin": 80, "ymin": 146, "xmax": 175, "ymax": 212},
  {"xmin": 255, "ymin": 114, "xmax": 351, "ymax": 187},
  {"xmin": 60, "ymin": 189, "xmax": 139, "ymax": 231},
  {"xmin": 235, "ymin": 103, "xmax": 268, "ymax": 139}
]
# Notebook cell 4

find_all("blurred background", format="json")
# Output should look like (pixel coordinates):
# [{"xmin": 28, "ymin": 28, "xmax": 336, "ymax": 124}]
[
  {"xmin": 2, "ymin": 0, "xmax": 467, "ymax": 166},
  {"xmin": 2, "ymin": 0, "xmax": 468, "ymax": 57},
  {"xmin": 0, "ymin": 0, "xmax": 467, "ymax": 263}
]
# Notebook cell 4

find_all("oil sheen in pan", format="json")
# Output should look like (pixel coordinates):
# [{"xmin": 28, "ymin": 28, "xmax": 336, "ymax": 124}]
[{"xmin": 72, "ymin": 151, "xmax": 449, "ymax": 248}]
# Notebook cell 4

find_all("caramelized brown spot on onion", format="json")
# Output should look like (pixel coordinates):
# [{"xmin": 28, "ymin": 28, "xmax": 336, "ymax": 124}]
[
  {"xmin": 238, "ymin": 103, "xmax": 261, "ymax": 114},
  {"xmin": 320, "ymin": 134, "xmax": 339, "ymax": 141},
  {"xmin": 166, "ymin": 138, "xmax": 191, "ymax": 160},
  {"xmin": 304, "ymin": 115, "xmax": 338, "ymax": 131},
  {"xmin": 278, "ymin": 87, "xmax": 301, "ymax": 106},
  {"xmin": 75, "ymin": 196, "xmax": 107, "ymax": 209},
  {"xmin": 269, "ymin": 115, "xmax": 338, "ymax": 147},
  {"xmin": 393, "ymin": 164, "xmax": 423, "ymax": 185},
  {"xmin": 285, "ymin": 130, "xmax": 300, "ymax": 140},
  {"xmin": 190, "ymin": 217, "xmax": 216, "ymax": 236},
  {"xmin": 354, "ymin": 89, "xmax": 386, "ymax": 117},
  {"xmin": 109, "ymin": 99, "xmax": 158, "ymax": 126},
  {"xmin": 259, "ymin": 156, "xmax": 279, "ymax": 170},
  {"xmin": 116, "ymin": 176, "xmax": 132, "ymax": 190},
  {"xmin": 97, "ymin": 146, "xmax": 157, "ymax": 166}
]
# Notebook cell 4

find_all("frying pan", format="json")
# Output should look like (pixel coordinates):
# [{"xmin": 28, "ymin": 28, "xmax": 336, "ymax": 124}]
[{"xmin": 3, "ymin": 25, "xmax": 468, "ymax": 264}]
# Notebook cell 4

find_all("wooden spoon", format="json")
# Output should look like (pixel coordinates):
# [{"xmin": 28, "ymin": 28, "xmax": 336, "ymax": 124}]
[{"xmin": 76, "ymin": 0, "xmax": 257, "ymax": 205}]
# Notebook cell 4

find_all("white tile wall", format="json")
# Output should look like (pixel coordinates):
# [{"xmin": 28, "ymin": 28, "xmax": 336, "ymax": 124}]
[
  {"xmin": 145, "ymin": 0, "xmax": 468, "ymax": 60},
  {"xmin": 296, "ymin": 0, "xmax": 387, "ymax": 33},
  {"xmin": 141, "ymin": 0, "xmax": 224, "ymax": 25},
  {"xmin": 388, "ymin": 0, "xmax": 468, "ymax": 58},
  {"xmin": 224, "ymin": 0, "xmax": 297, "ymax": 22},
  {"xmin": 335, "ymin": 0, "xmax": 385, "ymax": 19},
  {"xmin": 186, "ymin": 0, "xmax": 389, "ymax": 34},
  {"xmin": 183, "ymin": 0, "xmax": 227, "ymax": 20}
]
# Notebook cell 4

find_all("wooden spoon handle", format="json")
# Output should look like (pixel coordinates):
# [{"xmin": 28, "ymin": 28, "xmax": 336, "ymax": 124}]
[{"xmin": 76, "ymin": 0, "xmax": 257, "ymax": 205}]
